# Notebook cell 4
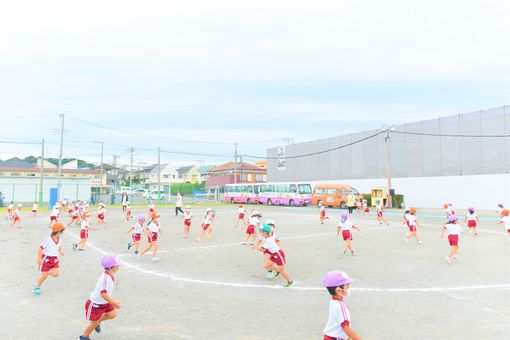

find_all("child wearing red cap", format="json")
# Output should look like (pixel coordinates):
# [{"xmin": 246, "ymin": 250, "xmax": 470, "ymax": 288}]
[
  {"xmin": 33, "ymin": 223, "xmax": 66, "ymax": 295},
  {"xmin": 319, "ymin": 205, "xmax": 328, "ymax": 224},
  {"xmin": 140, "ymin": 212, "xmax": 161, "ymax": 261},
  {"xmin": 79, "ymin": 253, "xmax": 122, "ymax": 340},
  {"xmin": 235, "ymin": 204, "xmax": 246, "ymax": 228},
  {"xmin": 322, "ymin": 270, "xmax": 362, "ymax": 340},
  {"xmin": 441, "ymin": 214, "xmax": 463, "ymax": 264},
  {"xmin": 404, "ymin": 208, "xmax": 423, "ymax": 244}
]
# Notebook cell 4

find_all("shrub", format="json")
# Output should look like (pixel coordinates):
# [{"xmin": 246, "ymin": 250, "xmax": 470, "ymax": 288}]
[
  {"xmin": 362, "ymin": 193, "xmax": 371, "ymax": 206},
  {"xmin": 393, "ymin": 194, "xmax": 404, "ymax": 208}
]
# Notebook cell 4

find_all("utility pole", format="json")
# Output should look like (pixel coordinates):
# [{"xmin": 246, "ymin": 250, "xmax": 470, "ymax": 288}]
[
  {"xmin": 39, "ymin": 139, "xmax": 45, "ymax": 206},
  {"xmin": 385, "ymin": 125, "xmax": 394, "ymax": 209},
  {"xmin": 234, "ymin": 143, "xmax": 238, "ymax": 184},
  {"xmin": 112, "ymin": 154, "xmax": 119, "ymax": 204},
  {"xmin": 239, "ymin": 155, "xmax": 243, "ymax": 183},
  {"xmin": 157, "ymin": 147, "xmax": 161, "ymax": 203},
  {"xmin": 95, "ymin": 141, "xmax": 104, "ymax": 198},
  {"xmin": 129, "ymin": 147, "xmax": 135, "ymax": 197},
  {"xmin": 56, "ymin": 114, "xmax": 65, "ymax": 201}
]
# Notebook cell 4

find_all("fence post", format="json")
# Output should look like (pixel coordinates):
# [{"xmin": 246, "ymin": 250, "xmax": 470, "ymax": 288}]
[
  {"xmin": 12, "ymin": 183, "xmax": 15, "ymax": 202},
  {"xmin": 76, "ymin": 183, "xmax": 79, "ymax": 202}
]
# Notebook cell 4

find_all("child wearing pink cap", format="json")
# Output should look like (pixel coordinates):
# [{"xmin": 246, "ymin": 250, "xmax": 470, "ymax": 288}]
[
  {"xmin": 322, "ymin": 270, "xmax": 362, "ymax": 340},
  {"xmin": 79, "ymin": 254, "xmax": 122, "ymax": 340},
  {"xmin": 441, "ymin": 214, "xmax": 463, "ymax": 264},
  {"xmin": 127, "ymin": 215, "xmax": 146, "ymax": 255},
  {"xmin": 465, "ymin": 207, "xmax": 479, "ymax": 236},
  {"xmin": 336, "ymin": 213, "xmax": 360, "ymax": 256}
]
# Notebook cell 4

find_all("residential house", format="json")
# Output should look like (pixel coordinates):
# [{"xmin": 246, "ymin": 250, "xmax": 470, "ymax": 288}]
[
  {"xmin": 177, "ymin": 165, "xmax": 201, "ymax": 183},
  {"xmin": 205, "ymin": 161, "xmax": 267, "ymax": 189}
]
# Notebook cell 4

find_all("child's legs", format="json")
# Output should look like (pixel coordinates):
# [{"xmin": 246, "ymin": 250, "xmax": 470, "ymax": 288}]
[
  {"xmin": 99, "ymin": 309, "xmax": 117, "ymax": 322},
  {"xmin": 79, "ymin": 238, "xmax": 87, "ymax": 248},
  {"xmin": 134, "ymin": 240, "xmax": 140, "ymax": 251},
  {"xmin": 36, "ymin": 271, "xmax": 49, "ymax": 286},
  {"xmin": 277, "ymin": 264, "xmax": 292, "ymax": 282},
  {"xmin": 141, "ymin": 243, "xmax": 152, "ymax": 255},
  {"xmin": 152, "ymin": 242, "xmax": 158, "ymax": 256},
  {"xmin": 83, "ymin": 320, "xmax": 100, "ymax": 337},
  {"xmin": 49, "ymin": 268, "xmax": 60, "ymax": 278}
]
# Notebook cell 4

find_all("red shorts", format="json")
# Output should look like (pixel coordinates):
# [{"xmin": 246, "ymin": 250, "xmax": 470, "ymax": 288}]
[
  {"xmin": 342, "ymin": 230, "xmax": 352, "ymax": 241},
  {"xmin": 467, "ymin": 220, "xmax": 477, "ymax": 228},
  {"xmin": 320, "ymin": 211, "xmax": 326, "ymax": 218},
  {"xmin": 7, "ymin": 209, "xmax": 12, "ymax": 214},
  {"xmin": 246, "ymin": 224, "xmax": 255, "ymax": 235},
  {"xmin": 263, "ymin": 249, "xmax": 271, "ymax": 256},
  {"xmin": 80, "ymin": 229, "xmax": 88, "ymax": 239},
  {"xmin": 68, "ymin": 209, "xmax": 73, "ymax": 214},
  {"xmin": 32, "ymin": 209, "xmax": 37, "ymax": 213},
  {"xmin": 324, "ymin": 335, "xmax": 345, "ymax": 340},
  {"xmin": 132, "ymin": 233, "xmax": 141, "ymax": 242},
  {"xmin": 448, "ymin": 234, "xmax": 459, "ymax": 246},
  {"xmin": 364, "ymin": 208, "xmax": 370, "ymax": 213},
  {"xmin": 98, "ymin": 214, "xmax": 105, "ymax": 220},
  {"xmin": 202, "ymin": 223, "xmax": 210, "ymax": 231},
  {"xmin": 148, "ymin": 232, "xmax": 158, "ymax": 243},
  {"xmin": 72, "ymin": 215, "xmax": 78, "ymax": 221},
  {"xmin": 149, "ymin": 208, "xmax": 154, "ymax": 213},
  {"xmin": 40, "ymin": 256, "xmax": 59, "ymax": 272},
  {"xmin": 85, "ymin": 299, "xmax": 115, "ymax": 321},
  {"xmin": 408, "ymin": 225, "xmax": 417, "ymax": 232},
  {"xmin": 126, "ymin": 211, "xmax": 132, "ymax": 217},
  {"xmin": 269, "ymin": 250, "xmax": 286, "ymax": 266},
  {"xmin": 50, "ymin": 216, "xmax": 57, "ymax": 221},
  {"xmin": 13, "ymin": 215, "xmax": 20, "ymax": 222},
  {"xmin": 238, "ymin": 213, "xmax": 245, "ymax": 219},
  {"xmin": 184, "ymin": 219, "xmax": 191, "ymax": 227},
  {"xmin": 377, "ymin": 211, "xmax": 383, "ymax": 218}
]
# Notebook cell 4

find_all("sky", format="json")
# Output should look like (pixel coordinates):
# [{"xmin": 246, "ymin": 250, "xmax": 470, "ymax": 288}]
[{"xmin": 0, "ymin": 0, "xmax": 509, "ymax": 167}]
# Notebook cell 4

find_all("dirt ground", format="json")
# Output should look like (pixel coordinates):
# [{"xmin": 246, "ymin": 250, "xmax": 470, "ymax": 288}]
[{"xmin": 0, "ymin": 205, "xmax": 509, "ymax": 340}]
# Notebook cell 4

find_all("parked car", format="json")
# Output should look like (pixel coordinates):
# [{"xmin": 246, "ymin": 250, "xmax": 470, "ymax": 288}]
[
  {"xmin": 133, "ymin": 188, "xmax": 148, "ymax": 197},
  {"xmin": 144, "ymin": 191, "xmax": 166, "ymax": 200},
  {"xmin": 114, "ymin": 186, "xmax": 131, "ymax": 195}
]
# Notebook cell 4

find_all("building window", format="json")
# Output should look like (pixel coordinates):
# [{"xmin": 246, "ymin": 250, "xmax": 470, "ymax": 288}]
[
  {"xmin": 247, "ymin": 174, "xmax": 252, "ymax": 181},
  {"xmin": 10, "ymin": 173, "xmax": 20, "ymax": 176},
  {"xmin": 263, "ymin": 175, "xmax": 267, "ymax": 181},
  {"xmin": 27, "ymin": 173, "xmax": 36, "ymax": 177},
  {"xmin": 255, "ymin": 174, "xmax": 263, "ymax": 181},
  {"xmin": 163, "ymin": 175, "xmax": 169, "ymax": 179}
]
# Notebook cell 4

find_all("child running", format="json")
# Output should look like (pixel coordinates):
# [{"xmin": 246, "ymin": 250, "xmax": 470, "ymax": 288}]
[
  {"xmin": 97, "ymin": 203, "xmax": 106, "ymax": 225},
  {"xmin": 441, "ymin": 214, "xmax": 463, "ymax": 264},
  {"xmin": 197, "ymin": 208, "xmax": 215, "ymax": 242},
  {"xmin": 498, "ymin": 209, "xmax": 510, "ymax": 234},
  {"xmin": 6, "ymin": 202, "xmax": 14, "ymax": 220},
  {"xmin": 140, "ymin": 212, "xmax": 161, "ymax": 262},
  {"xmin": 255, "ymin": 224, "xmax": 293, "ymax": 287},
  {"xmin": 68, "ymin": 201, "xmax": 75, "ymax": 217},
  {"xmin": 404, "ymin": 208, "xmax": 423, "ymax": 244},
  {"xmin": 49, "ymin": 204, "xmax": 60, "ymax": 228},
  {"xmin": 235, "ymin": 204, "xmax": 246, "ymax": 228},
  {"xmin": 253, "ymin": 219, "xmax": 279, "ymax": 278},
  {"xmin": 362, "ymin": 200, "xmax": 370, "ymax": 218},
  {"xmin": 375, "ymin": 200, "xmax": 389, "ymax": 226},
  {"xmin": 465, "ymin": 207, "xmax": 479, "ymax": 236},
  {"xmin": 31, "ymin": 201, "xmax": 39, "ymax": 217},
  {"xmin": 320, "ymin": 205, "xmax": 328, "ymax": 224},
  {"xmin": 10, "ymin": 204, "xmax": 22, "ymax": 228},
  {"xmin": 336, "ymin": 212, "xmax": 361, "ymax": 256},
  {"xmin": 33, "ymin": 223, "xmax": 66, "ymax": 295},
  {"xmin": 497, "ymin": 203, "xmax": 504, "ymax": 218},
  {"xmin": 73, "ymin": 212, "xmax": 96, "ymax": 251},
  {"xmin": 322, "ymin": 270, "xmax": 362, "ymax": 340},
  {"xmin": 79, "ymin": 253, "xmax": 122, "ymax": 340},
  {"xmin": 242, "ymin": 210, "xmax": 261, "ymax": 245},
  {"xmin": 182, "ymin": 206, "xmax": 193, "ymax": 238},
  {"xmin": 127, "ymin": 215, "xmax": 146, "ymax": 254},
  {"xmin": 124, "ymin": 203, "xmax": 132, "ymax": 222},
  {"xmin": 68, "ymin": 206, "xmax": 81, "ymax": 227}
]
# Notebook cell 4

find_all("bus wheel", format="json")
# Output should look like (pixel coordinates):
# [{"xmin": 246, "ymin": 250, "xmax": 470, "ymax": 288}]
[
  {"xmin": 340, "ymin": 202, "xmax": 347, "ymax": 209},
  {"xmin": 231, "ymin": 198, "xmax": 235, "ymax": 204},
  {"xmin": 289, "ymin": 199, "xmax": 295, "ymax": 206},
  {"xmin": 317, "ymin": 200, "xmax": 323, "ymax": 208},
  {"xmin": 268, "ymin": 199, "xmax": 273, "ymax": 206}
]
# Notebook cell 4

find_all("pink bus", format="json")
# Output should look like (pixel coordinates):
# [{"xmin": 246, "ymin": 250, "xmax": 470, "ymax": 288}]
[
  {"xmin": 224, "ymin": 184, "xmax": 260, "ymax": 204},
  {"xmin": 257, "ymin": 182, "xmax": 312, "ymax": 206}
]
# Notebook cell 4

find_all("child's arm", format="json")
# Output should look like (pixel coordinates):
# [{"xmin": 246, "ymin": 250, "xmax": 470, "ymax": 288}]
[
  {"xmin": 37, "ymin": 247, "xmax": 43, "ymax": 264},
  {"xmin": 100, "ymin": 292, "xmax": 121, "ymax": 309},
  {"xmin": 126, "ymin": 226, "xmax": 134, "ymax": 233},
  {"xmin": 440, "ymin": 227, "xmax": 446, "ymax": 239},
  {"xmin": 353, "ymin": 225, "xmax": 361, "ymax": 232},
  {"xmin": 342, "ymin": 324, "xmax": 362, "ymax": 340},
  {"xmin": 336, "ymin": 227, "xmax": 340, "ymax": 236},
  {"xmin": 58, "ymin": 246, "xmax": 64, "ymax": 256}
]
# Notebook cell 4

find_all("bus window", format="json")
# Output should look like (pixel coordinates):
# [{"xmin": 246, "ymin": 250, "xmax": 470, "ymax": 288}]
[
  {"xmin": 254, "ymin": 185, "xmax": 259, "ymax": 194},
  {"xmin": 327, "ymin": 189, "xmax": 338, "ymax": 195},
  {"xmin": 247, "ymin": 186, "xmax": 253, "ymax": 193},
  {"xmin": 298, "ymin": 184, "xmax": 312, "ymax": 194},
  {"xmin": 290, "ymin": 184, "xmax": 297, "ymax": 193}
]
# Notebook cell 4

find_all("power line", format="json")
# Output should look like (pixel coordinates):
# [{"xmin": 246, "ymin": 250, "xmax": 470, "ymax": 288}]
[
  {"xmin": 393, "ymin": 130, "xmax": 510, "ymax": 138},
  {"xmin": 243, "ymin": 131, "xmax": 385, "ymax": 160}
]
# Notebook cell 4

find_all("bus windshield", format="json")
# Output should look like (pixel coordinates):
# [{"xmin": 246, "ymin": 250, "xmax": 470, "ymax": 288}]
[{"xmin": 298, "ymin": 184, "xmax": 312, "ymax": 195}]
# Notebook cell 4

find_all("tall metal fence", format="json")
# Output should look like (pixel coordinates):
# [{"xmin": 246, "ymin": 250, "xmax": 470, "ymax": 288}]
[{"xmin": 267, "ymin": 105, "xmax": 510, "ymax": 181}]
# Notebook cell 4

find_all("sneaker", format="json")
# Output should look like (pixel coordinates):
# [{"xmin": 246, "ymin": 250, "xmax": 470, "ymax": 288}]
[
  {"xmin": 404, "ymin": 236, "xmax": 409, "ymax": 243},
  {"xmin": 452, "ymin": 255, "xmax": 460, "ymax": 261},
  {"xmin": 273, "ymin": 271, "xmax": 280, "ymax": 278},
  {"xmin": 134, "ymin": 250, "xmax": 139, "ymax": 255},
  {"xmin": 72, "ymin": 243, "xmax": 77, "ymax": 251},
  {"xmin": 94, "ymin": 323, "xmax": 101, "ymax": 333},
  {"xmin": 78, "ymin": 248, "xmax": 85, "ymax": 251},
  {"xmin": 33, "ymin": 286, "xmax": 41, "ymax": 296},
  {"xmin": 151, "ymin": 257, "xmax": 159, "ymax": 262},
  {"xmin": 417, "ymin": 240, "xmax": 423, "ymax": 244},
  {"xmin": 127, "ymin": 242, "xmax": 132, "ymax": 250},
  {"xmin": 79, "ymin": 336, "xmax": 91, "ymax": 340},
  {"xmin": 266, "ymin": 271, "xmax": 273, "ymax": 279},
  {"xmin": 284, "ymin": 280, "xmax": 294, "ymax": 288},
  {"xmin": 241, "ymin": 242, "xmax": 246, "ymax": 245},
  {"xmin": 445, "ymin": 256, "xmax": 451, "ymax": 264}
]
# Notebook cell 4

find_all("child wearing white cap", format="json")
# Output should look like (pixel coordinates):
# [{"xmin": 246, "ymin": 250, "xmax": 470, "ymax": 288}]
[
  {"xmin": 182, "ymin": 206, "xmax": 193, "ymax": 238},
  {"xmin": 196, "ymin": 208, "xmax": 215, "ymax": 242},
  {"xmin": 10, "ymin": 204, "xmax": 23, "ymax": 227},
  {"xmin": 322, "ymin": 270, "xmax": 362, "ymax": 340},
  {"xmin": 242, "ymin": 210, "xmax": 261, "ymax": 245}
]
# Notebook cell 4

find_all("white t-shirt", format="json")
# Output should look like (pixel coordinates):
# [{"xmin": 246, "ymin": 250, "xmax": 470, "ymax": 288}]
[
  {"xmin": 40, "ymin": 237, "xmax": 61, "ymax": 257},
  {"xmin": 501, "ymin": 216, "xmax": 510, "ymax": 230},
  {"xmin": 203, "ymin": 215, "xmax": 213, "ymax": 225},
  {"xmin": 133, "ymin": 222, "xmax": 143, "ymax": 234},
  {"xmin": 32, "ymin": 204, "xmax": 38, "ymax": 211},
  {"xmin": 90, "ymin": 271, "xmax": 115, "ymax": 305},
  {"xmin": 376, "ymin": 204, "xmax": 383, "ymax": 212},
  {"xmin": 238, "ymin": 208, "xmax": 245, "ymax": 214},
  {"xmin": 260, "ymin": 235, "xmax": 280, "ymax": 253},
  {"xmin": 50, "ymin": 208, "xmax": 59, "ymax": 217},
  {"xmin": 407, "ymin": 215, "xmax": 418, "ymax": 226},
  {"xmin": 443, "ymin": 223, "xmax": 462, "ymax": 235},
  {"xmin": 323, "ymin": 297, "xmax": 351, "ymax": 339},
  {"xmin": 81, "ymin": 219, "xmax": 90, "ymax": 230},
  {"xmin": 148, "ymin": 221, "xmax": 160, "ymax": 233},
  {"xmin": 248, "ymin": 216, "xmax": 259, "ymax": 226},
  {"xmin": 339, "ymin": 220, "xmax": 354, "ymax": 231},
  {"xmin": 184, "ymin": 210, "xmax": 193, "ymax": 220},
  {"xmin": 8, "ymin": 204, "xmax": 14, "ymax": 210},
  {"xmin": 466, "ymin": 213, "xmax": 477, "ymax": 221},
  {"xmin": 176, "ymin": 196, "xmax": 183, "ymax": 208}
]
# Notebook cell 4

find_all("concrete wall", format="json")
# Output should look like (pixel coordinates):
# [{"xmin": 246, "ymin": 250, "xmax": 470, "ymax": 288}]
[{"xmin": 309, "ymin": 173, "xmax": 510, "ymax": 210}]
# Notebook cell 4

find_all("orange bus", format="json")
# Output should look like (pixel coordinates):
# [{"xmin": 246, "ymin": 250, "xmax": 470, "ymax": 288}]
[{"xmin": 312, "ymin": 184, "xmax": 362, "ymax": 208}]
